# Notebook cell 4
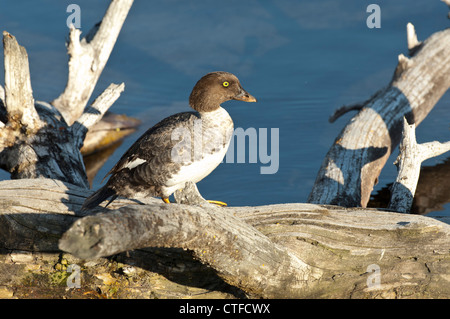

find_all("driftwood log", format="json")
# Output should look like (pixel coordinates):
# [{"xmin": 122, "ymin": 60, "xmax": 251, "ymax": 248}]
[
  {"xmin": 0, "ymin": 1, "xmax": 136, "ymax": 189},
  {"xmin": 1, "ymin": 179, "xmax": 450, "ymax": 298},
  {"xmin": 0, "ymin": 0, "xmax": 450, "ymax": 299},
  {"xmin": 309, "ymin": 24, "xmax": 450, "ymax": 208}
]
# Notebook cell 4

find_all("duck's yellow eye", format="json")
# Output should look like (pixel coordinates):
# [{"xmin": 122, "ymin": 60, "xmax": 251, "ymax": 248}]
[{"xmin": 222, "ymin": 81, "xmax": 229, "ymax": 87}]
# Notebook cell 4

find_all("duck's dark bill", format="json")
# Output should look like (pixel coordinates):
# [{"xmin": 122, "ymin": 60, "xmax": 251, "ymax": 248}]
[{"xmin": 233, "ymin": 89, "xmax": 257, "ymax": 102}]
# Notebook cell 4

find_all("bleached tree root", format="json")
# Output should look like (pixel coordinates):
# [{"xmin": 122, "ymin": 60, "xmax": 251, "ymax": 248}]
[
  {"xmin": 0, "ymin": 1, "xmax": 133, "ymax": 187},
  {"xmin": 309, "ymin": 25, "xmax": 450, "ymax": 208},
  {"xmin": 388, "ymin": 118, "xmax": 450, "ymax": 213}
]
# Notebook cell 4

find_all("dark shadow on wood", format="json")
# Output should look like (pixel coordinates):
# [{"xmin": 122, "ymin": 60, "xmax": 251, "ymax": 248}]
[
  {"xmin": 310, "ymin": 144, "xmax": 388, "ymax": 207},
  {"xmin": 112, "ymin": 248, "xmax": 247, "ymax": 298}
]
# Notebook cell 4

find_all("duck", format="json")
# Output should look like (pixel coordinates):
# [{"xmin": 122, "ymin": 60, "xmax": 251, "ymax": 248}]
[{"xmin": 81, "ymin": 71, "xmax": 256, "ymax": 210}]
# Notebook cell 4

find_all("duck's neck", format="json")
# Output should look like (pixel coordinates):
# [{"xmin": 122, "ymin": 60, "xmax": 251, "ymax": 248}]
[
  {"xmin": 191, "ymin": 101, "xmax": 221, "ymax": 113},
  {"xmin": 199, "ymin": 105, "xmax": 224, "ymax": 117},
  {"xmin": 199, "ymin": 106, "xmax": 233, "ymax": 126}
]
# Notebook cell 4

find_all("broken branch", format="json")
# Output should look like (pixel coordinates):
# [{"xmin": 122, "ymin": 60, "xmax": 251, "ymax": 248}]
[
  {"xmin": 309, "ymin": 26, "xmax": 450, "ymax": 208},
  {"xmin": 71, "ymin": 82, "xmax": 125, "ymax": 148},
  {"xmin": 52, "ymin": 0, "xmax": 133, "ymax": 125},
  {"xmin": 388, "ymin": 117, "xmax": 450, "ymax": 213},
  {"xmin": 2, "ymin": 31, "xmax": 41, "ymax": 130}
]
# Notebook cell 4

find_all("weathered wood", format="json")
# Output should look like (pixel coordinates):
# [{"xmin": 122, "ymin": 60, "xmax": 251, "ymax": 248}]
[
  {"xmin": 2, "ymin": 32, "xmax": 41, "ymax": 130},
  {"xmin": 2, "ymin": 179, "xmax": 450, "ymax": 298},
  {"xmin": 0, "ymin": 1, "xmax": 131, "ymax": 187},
  {"xmin": 52, "ymin": 0, "xmax": 134, "ymax": 125},
  {"xmin": 406, "ymin": 23, "xmax": 422, "ymax": 55},
  {"xmin": 0, "ymin": 32, "xmax": 85, "ymax": 186},
  {"xmin": 59, "ymin": 203, "xmax": 316, "ymax": 299},
  {"xmin": 388, "ymin": 118, "xmax": 450, "ymax": 213},
  {"xmin": 71, "ymin": 83, "xmax": 125, "ymax": 149},
  {"xmin": 308, "ymin": 26, "xmax": 450, "ymax": 207}
]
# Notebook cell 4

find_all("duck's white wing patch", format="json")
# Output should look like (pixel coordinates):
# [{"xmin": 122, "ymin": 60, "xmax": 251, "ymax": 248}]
[{"xmin": 124, "ymin": 158, "xmax": 147, "ymax": 170}]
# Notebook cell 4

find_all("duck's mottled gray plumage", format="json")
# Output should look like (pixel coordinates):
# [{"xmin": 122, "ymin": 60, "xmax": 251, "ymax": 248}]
[{"xmin": 82, "ymin": 71, "xmax": 255, "ymax": 210}]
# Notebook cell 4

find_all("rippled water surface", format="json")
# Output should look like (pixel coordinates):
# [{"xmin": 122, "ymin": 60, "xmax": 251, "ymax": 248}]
[{"xmin": 1, "ymin": 1, "xmax": 449, "ymax": 215}]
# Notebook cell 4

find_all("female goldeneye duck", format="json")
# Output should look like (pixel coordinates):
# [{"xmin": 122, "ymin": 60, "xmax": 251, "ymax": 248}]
[{"xmin": 81, "ymin": 71, "xmax": 256, "ymax": 210}]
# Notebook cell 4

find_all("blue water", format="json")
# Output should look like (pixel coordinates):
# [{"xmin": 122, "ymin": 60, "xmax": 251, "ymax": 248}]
[{"xmin": 1, "ymin": 1, "xmax": 449, "ymax": 214}]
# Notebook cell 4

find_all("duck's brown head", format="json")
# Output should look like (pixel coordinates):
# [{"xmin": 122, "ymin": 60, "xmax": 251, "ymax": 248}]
[{"xmin": 189, "ymin": 71, "xmax": 256, "ymax": 113}]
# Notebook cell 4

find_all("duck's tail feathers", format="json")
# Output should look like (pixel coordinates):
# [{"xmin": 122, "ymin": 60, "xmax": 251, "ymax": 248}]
[{"xmin": 81, "ymin": 186, "xmax": 118, "ymax": 211}]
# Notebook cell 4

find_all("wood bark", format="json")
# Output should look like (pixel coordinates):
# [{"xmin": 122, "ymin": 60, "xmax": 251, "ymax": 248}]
[{"xmin": 308, "ymin": 26, "xmax": 450, "ymax": 207}]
